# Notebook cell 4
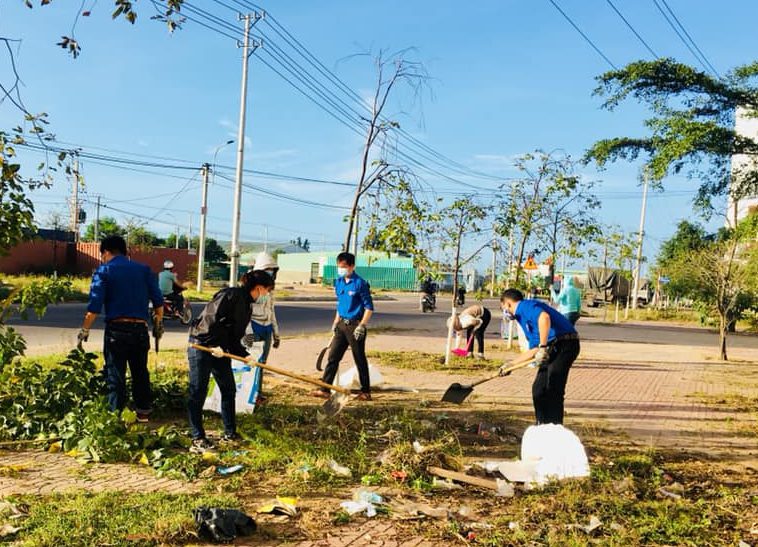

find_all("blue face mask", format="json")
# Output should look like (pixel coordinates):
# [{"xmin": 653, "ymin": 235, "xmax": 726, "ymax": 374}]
[
  {"xmin": 255, "ymin": 293, "xmax": 270, "ymax": 304},
  {"xmin": 337, "ymin": 267, "xmax": 349, "ymax": 278}
]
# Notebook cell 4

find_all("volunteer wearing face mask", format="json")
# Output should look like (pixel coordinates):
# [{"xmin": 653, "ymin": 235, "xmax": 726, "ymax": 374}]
[
  {"xmin": 499, "ymin": 288, "xmax": 579, "ymax": 425},
  {"xmin": 186, "ymin": 270, "xmax": 275, "ymax": 453},
  {"xmin": 312, "ymin": 252, "xmax": 374, "ymax": 401},
  {"xmin": 242, "ymin": 253, "xmax": 281, "ymax": 364}
]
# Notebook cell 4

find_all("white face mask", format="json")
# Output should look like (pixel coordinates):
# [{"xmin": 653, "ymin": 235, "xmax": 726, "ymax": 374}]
[{"xmin": 337, "ymin": 267, "xmax": 349, "ymax": 278}]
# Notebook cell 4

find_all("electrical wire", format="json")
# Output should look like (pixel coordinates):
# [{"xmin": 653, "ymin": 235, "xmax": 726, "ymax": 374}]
[
  {"xmin": 605, "ymin": 0, "xmax": 658, "ymax": 58},
  {"xmin": 657, "ymin": 0, "xmax": 720, "ymax": 78},
  {"xmin": 546, "ymin": 0, "xmax": 618, "ymax": 69},
  {"xmin": 652, "ymin": 0, "xmax": 719, "ymax": 78}
]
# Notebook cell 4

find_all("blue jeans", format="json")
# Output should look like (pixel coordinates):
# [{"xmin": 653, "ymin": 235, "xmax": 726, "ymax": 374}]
[
  {"xmin": 187, "ymin": 342, "xmax": 237, "ymax": 440},
  {"xmin": 250, "ymin": 322, "xmax": 273, "ymax": 364},
  {"xmin": 103, "ymin": 322, "xmax": 151, "ymax": 413}
]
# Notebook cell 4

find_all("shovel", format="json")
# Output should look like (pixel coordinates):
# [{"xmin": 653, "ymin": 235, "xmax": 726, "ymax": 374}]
[
  {"xmin": 315, "ymin": 334, "xmax": 335, "ymax": 372},
  {"xmin": 441, "ymin": 361, "xmax": 532, "ymax": 405},
  {"xmin": 189, "ymin": 344, "xmax": 352, "ymax": 418}
]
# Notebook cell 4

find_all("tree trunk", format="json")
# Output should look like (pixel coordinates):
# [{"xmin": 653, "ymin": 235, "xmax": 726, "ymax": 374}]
[
  {"xmin": 444, "ymin": 224, "xmax": 464, "ymax": 366},
  {"xmin": 514, "ymin": 233, "xmax": 529, "ymax": 286},
  {"xmin": 719, "ymin": 319, "xmax": 728, "ymax": 361}
]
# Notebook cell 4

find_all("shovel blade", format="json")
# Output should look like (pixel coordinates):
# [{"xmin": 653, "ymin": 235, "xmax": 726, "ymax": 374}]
[
  {"xmin": 320, "ymin": 391, "xmax": 350, "ymax": 418},
  {"xmin": 441, "ymin": 383, "xmax": 474, "ymax": 405}
]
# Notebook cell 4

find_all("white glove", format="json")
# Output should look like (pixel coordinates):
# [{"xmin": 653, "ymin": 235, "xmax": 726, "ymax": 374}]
[
  {"xmin": 534, "ymin": 345, "xmax": 549, "ymax": 366},
  {"xmin": 210, "ymin": 346, "xmax": 225, "ymax": 358}
]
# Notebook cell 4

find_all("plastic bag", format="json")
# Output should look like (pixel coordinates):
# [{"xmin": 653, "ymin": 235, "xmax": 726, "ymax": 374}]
[
  {"xmin": 204, "ymin": 364, "xmax": 262, "ymax": 414},
  {"xmin": 193, "ymin": 507, "xmax": 256, "ymax": 543},
  {"xmin": 338, "ymin": 364, "xmax": 383, "ymax": 388},
  {"xmin": 519, "ymin": 424, "xmax": 590, "ymax": 486}
]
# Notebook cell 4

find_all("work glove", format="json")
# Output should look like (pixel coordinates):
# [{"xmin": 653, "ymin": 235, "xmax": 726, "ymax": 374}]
[
  {"xmin": 210, "ymin": 346, "xmax": 225, "ymax": 359},
  {"xmin": 272, "ymin": 334, "xmax": 281, "ymax": 349},
  {"xmin": 242, "ymin": 334, "xmax": 255, "ymax": 347},
  {"xmin": 353, "ymin": 324, "xmax": 367, "ymax": 342},
  {"xmin": 77, "ymin": 328, "xmax": 89, "ymax": 347},
  {"xmin": 534, "ymin": 345, "xmax": 549, "ymax": 366},
  {"xmin": 499, "ymin": 364, "xmax": 513, "ymax": 377},
  {"xmin": 332, "ymin": 323, "xmax": 340, "ymax": 336}
]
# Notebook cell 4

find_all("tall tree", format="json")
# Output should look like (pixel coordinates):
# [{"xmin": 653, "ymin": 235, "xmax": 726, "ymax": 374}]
[
  {"xmin": 585, "ymin": 58, "xmax": 758, "ymax": 215},
  {"xmin": 660, "ymin": 214, "xmax": 758, "ymax": 360},
  {"xmin": 82, "ymin": 216, "xmax": 122, "ymax": 242},
  {"xmin": 342, "ymin": 50, "xmax": 429, "ymax": 252}
]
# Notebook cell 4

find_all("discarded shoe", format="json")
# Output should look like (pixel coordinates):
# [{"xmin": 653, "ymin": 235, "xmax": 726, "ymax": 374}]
[{"xmin": 194, "ymin": 506, "xmax": 256, "ymax": 543}]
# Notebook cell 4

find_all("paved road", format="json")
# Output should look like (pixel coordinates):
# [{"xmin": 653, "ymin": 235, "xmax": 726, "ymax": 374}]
[{"xmin": 9, "ymin": 295, "xmax": 758, "ymax": 354}]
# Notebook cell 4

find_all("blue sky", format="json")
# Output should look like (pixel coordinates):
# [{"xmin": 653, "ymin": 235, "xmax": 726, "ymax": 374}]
[{"xmin": 3, "ymin": 0, "xmax": 757, "ymax": 270}]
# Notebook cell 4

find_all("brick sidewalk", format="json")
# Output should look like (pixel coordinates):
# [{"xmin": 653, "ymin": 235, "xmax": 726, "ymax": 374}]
[{"xmin": 0, "ymin": 450, "xmax": 195, "ymax": 496}]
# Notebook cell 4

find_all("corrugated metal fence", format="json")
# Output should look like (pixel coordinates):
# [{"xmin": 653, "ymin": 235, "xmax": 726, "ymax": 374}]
[{"xmin": 322, "ymin": 264, "xmax": 419, "ymax": 290}]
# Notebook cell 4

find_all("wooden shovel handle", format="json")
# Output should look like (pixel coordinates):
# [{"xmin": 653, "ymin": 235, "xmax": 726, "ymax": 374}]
[
  {"xmin": 470, "ymin": 360, "xmax": 533, "ymax": 388},
  {"xmin": 189, "ymin": 343, "xmax": 352, "ymax": 395}
]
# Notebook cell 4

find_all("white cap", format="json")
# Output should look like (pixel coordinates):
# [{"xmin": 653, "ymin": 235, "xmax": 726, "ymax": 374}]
[{"xmin": 163, "ymin": 260, "xmax": 174, "ymax": 269}]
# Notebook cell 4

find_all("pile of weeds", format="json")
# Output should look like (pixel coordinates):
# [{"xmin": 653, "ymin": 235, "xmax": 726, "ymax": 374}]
[{"xmin": 0, "ymin": 348, "xmax": 192, "ymax": 471}]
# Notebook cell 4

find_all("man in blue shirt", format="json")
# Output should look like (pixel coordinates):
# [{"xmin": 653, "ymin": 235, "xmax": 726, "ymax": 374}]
[
  {"xmin": 78, "ymin": 235, "xmax": 164, "ymax": 421},
  {"xmin": 312, "ymin": 252, "xmax": 374, "ymax": 400},
  {"xmin": 499, "ymin": 288, "xmax": 580, "ymax": 424}
]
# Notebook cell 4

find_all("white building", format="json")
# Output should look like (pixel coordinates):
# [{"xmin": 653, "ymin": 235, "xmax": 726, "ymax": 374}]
[{"xmin": 728, "ymin": 107, "xmax": 758, "ymax": 226}]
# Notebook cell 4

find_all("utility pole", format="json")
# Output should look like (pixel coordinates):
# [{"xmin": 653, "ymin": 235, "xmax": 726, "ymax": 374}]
[
  {"xmin": 175, "ymin": 224, "xmax": 180, "ymax": 249},
  {"xmin": 229, "ymin": 12, "xmax": 262, "ymax": 286},
  {"xmin": 94, "ymin": 195, "xmax": 101, "ymax": 242},
  {"xmin": 70, "ymin": 157, "xmax": 80, "ymax": 240},
  {"xmin": 353, "ymin": 207, "xmax": 359, "ymax": 256},
  {"xmin": 197, "ymin": 164, "xmax": 210, "ymax": 292},
  {"xmin": 187, "ymin": 214, "xmax": 192, "ymax": 251},
  {"xmin": 631, "ymin": 169, "xmax": 650, "ymax": 310},
  {"xmin": 489, "ymin": 237, "xmax": 497, "ymax": 297},
  {"xmin": 263, "ymin": 225, "xmax": 268, "ymax": 253}
]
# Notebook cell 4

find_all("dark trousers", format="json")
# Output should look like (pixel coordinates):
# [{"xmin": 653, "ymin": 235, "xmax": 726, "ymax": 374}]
[
  {"xmin": 187, "ymin": 342, "xmax": 237, "ymax": 440},
  {"xmin": 532, "ymin": 339, "xmax": 580, "ymax": 424},
  {"xmin": 565, "ymin": 312, "xmax": 580, "ymax": 325},
  {"xmin": 103, "ymin": 322, "xmax": 151, "ymax": 413},
  {"xmin": 466, "ymin": 308, "xmax": 492, "ymax": 354},
  {"xmin": 322, "ymin": 320, "xmax": 370, "ymax": 393}
]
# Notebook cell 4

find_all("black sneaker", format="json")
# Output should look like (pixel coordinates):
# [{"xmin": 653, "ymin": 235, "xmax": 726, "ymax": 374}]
[{"xmin": 189, "ymin": 438, "xmax": 216, "ymax": 454}]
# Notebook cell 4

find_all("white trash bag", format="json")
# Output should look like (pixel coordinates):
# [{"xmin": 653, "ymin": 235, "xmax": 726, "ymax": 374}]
[
  {"xmin": 518, "ymin": 424, "xmax": 590, "ymax": 486},
  {"xmin": 338, "ymin": 364, "xmax": 384, "ymax": 389}
]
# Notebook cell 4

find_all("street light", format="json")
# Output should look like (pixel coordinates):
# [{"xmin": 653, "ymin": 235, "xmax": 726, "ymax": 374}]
[{"xmin": 197, "ymin": 139, "xmax": 235, "ymax": 292}]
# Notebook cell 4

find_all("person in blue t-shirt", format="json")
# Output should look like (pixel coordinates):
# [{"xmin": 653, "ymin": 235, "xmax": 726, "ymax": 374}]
[
  {"xmin": 499, "ymin": 288, "xmax": 580, "ymax": 425},
  {"xmin": 312, "ymin": 252, "xmax": 374, "ymax": 401},
  {"xmin": 78, "ymin": 235, "xmax": 164, "ymax": 421}
]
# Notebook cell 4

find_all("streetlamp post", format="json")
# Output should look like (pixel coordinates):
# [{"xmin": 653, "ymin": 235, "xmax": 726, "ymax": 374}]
[{"xmin": 197, "ymin": 140, "xmax": 234, "ymax": 292}]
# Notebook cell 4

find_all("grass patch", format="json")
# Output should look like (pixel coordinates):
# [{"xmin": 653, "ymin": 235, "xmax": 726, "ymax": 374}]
[
  {"xmin": 0, "ymin": 275, "xmax": 90, "ymax": 303},
  {"xmin": 367, "ymin": 350, "xmax": 501, "ymax": 372},
  {"xmin": 7, "ymin": 491, "xmax": 237, "ymax": 546}
]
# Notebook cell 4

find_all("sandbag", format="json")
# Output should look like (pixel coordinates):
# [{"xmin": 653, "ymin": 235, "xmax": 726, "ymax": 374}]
[{"xmin": 193, "ymin": 507, "xmax": 256, "ymax": 543}]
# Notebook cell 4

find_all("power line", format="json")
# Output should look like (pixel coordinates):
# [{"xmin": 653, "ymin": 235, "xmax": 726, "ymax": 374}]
[
  {"xmin": 658, "ymin": 0, "xmax": 720, "ymax": 78},
  {"xmin": 605, "ymin": 0, "xmax": 658, "ymax": 58},
  {"xmin": 652, "ymin": 0, "xmax": 720, "ymax": 78},
  {"xmin": 178, "ymin": 2, "xmax": 504, "ymax": 190},
  {"xmin": 546, "ymin": 0, "xmax": 618, "ymax": 70}
]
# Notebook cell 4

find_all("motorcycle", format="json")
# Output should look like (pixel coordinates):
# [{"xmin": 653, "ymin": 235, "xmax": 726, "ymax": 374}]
[
  {"xmin": 151, "ymin": 285, "xmax": 193, "ymax": 325},
  {"xmin": 421, "ymin": 292, "xmax": 437, "ymax": 313}
]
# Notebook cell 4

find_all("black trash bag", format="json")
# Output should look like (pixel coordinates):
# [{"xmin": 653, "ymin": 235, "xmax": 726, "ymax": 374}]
[{"xmin": 194, "ymin": 506, "xmax": 257, "ymax": 543}]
